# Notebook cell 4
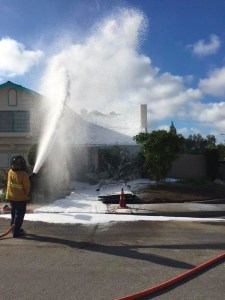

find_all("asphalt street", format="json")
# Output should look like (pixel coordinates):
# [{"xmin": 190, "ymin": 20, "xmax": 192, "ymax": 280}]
[{"xmin": 0, "ymin": 218, "xmax": 225, "ymax": 300}]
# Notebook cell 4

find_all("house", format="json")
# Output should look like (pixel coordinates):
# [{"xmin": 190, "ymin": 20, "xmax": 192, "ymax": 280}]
[
  {"xmin": 0, "ymin": 81, "xmax": 206, "ymax": 179},
  {"xmin": 0, "ymin": 81, "xmax": 140, "ymax": 174},
  {"xmin": 58, "ymin": 107, "xmax": 140, "ymax": 178},
  {"xmin": 0, "ymin": 81, "xmax": 42, "ymax": 169}
]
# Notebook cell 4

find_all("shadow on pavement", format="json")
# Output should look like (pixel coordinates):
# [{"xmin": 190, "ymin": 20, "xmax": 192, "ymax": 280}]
[{"xmin": 25, "ymin": 234, "xmax": 194, "ymax": 269}]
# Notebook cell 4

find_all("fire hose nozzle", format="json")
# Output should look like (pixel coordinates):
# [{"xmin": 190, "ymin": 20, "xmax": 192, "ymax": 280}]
[{"xmin": 29, "ymin": 172, "xmax": 36, "ymax": 180}]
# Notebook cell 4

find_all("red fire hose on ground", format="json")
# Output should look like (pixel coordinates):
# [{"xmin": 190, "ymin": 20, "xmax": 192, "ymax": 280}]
[
  {"xmin": 116, "ymin": 252, "xmax": 225, "ymax": 300},
  {"xmin": 0, "ymin": 225, "xmax": 15, "ymax": 239}
]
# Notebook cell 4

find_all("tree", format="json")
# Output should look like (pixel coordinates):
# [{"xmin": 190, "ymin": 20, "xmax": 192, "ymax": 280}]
[
  {"xmin": 217, "ymin": 143, "xmax": 225, "ymax": 159},
  {"xmin": 134, "ymin": 130, "xmax": 184, "ymax": 182},
  {"xmin": 205, "ymin": 135, "xmax": 216, "ymax": 149},
  {"xmin": 184, "ymin": 134, "xmax": 217, "ymax": 153}
]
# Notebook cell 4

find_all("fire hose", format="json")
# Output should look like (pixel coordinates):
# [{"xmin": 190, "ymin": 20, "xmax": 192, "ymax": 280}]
[
  {"xmin": 116, "ymin": 252, "xmax": 225, "ymax": 300},
  {"xmin": 0, "ymin": 225, "xmax": 15, "ymax": 239}
]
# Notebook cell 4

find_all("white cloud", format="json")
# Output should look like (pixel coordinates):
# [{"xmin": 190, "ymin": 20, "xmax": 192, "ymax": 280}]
[
  {"xmin": 39, "ymin": 9, "xmax": 225, "ymax": 138},
  {"xmin": 40, "ymin": 9, "xmax": 203, "ymax": 132},
  {"xmin": 188, "ymin": 101, "xmax": 225, "ymax": 133},
  {"xmin": 157, "ymin": 125, "xmax": 170, "ymax": 131},
  {"xmin": 178, "ymin": 127, "xmax": 200, "ymax": 137},
  {"xmin": 199, "ymin": 67, "xmax": 225, "ymax": 97},
  {"xmin": 193, "ymin": 66, "xmax": 225, "ymax": 134},
  {"xmin": 0, "ymin": 37, "xmax": 44, "ymax": 77},
  {"xmin": 149, "ymin": 83, "xmax": 202, "ymax": 121},
  {"xmin": 188, "ymin": 34, "xmax": 221, "ymax": 56}
]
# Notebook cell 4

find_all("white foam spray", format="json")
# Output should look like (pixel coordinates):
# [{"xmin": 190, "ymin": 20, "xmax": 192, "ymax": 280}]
[
  {"xmin": 33, "ymin": 9, "xmax": 150, "ymax": 175},
  {"xmin": 33, "ymin": 68, "xmax": 70, "ymax": 174}
]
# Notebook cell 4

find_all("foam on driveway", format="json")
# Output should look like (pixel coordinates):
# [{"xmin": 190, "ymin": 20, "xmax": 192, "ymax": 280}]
[{"xmin": 1, "ymin": 179, "xmax": 225, "ymax": 224}]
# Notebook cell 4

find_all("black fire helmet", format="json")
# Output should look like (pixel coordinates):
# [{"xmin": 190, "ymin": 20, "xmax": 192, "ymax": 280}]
[{"xmin": 11, "ymin": 156, "xmax": 27, "ymax": 171}]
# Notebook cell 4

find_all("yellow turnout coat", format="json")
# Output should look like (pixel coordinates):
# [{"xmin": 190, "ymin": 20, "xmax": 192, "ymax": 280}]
[{"xmin": 6, "ymin": 170, "xmax": 30, "ymax": 201}]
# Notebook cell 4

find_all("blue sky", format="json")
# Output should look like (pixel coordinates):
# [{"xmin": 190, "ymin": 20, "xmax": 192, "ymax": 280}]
[{"xmin": 1, "ymin": 0, "xmax": 225, "ymax": 141}]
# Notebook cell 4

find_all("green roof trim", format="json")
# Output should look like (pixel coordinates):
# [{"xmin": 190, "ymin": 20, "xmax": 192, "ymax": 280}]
[{"xmin": 0, "ymin": 81, "xmax": 41, "ymax": 97}]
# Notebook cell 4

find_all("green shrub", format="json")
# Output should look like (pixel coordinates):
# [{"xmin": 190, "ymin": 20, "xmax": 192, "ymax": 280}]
[
  {"xmin": 27, "ymin": 143, "xmax": 38, "ymax": 167},
  {"xmin": 134, "ymin": 130, "xmax": 184, "ymax": 182},
  {"xmin": 0, "ymin": 169, "xmax": 7, "ymax": 202},
  {"xmin": 0, "ymin": 168, "xmax": 7, "ymax": 189},
  {"xmin": 97, "ymin": 145, "xmax": 143, "ymax": 181}
]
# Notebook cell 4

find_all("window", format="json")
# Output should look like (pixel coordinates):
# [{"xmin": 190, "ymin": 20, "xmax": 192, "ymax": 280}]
[
  {"xmin": 8, "ymin": 89, "xmax": 17, "ymax": 106},
  {"xmin": 0, "ymin": 111, "xmax": 30, "ymax": 132},
  {"xmin": 0, "ymin": 152, "xmax": 9, "ymax": 168}
]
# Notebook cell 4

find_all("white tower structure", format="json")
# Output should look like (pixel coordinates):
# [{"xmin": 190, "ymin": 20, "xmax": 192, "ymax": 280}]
[{"xmin": 140, "ymin": 104, "xmax": 147, "ymax": 133}]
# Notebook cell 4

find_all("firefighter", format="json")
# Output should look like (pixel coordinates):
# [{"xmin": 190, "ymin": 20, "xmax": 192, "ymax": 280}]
[{"xmin": 6, "ymin": 156, "xmax": 30, "ymax": 238}]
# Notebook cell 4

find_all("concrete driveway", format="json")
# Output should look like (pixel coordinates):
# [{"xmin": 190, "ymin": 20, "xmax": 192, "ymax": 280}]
[{"xmin": 0, "ymin": 218, "xmax": 225, "ymax": 300}]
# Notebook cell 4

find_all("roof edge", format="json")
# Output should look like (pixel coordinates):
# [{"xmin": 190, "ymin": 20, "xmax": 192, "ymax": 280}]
[{"xmin": 0, "ymin": 81, "xmax": 41, "ymax": 96}]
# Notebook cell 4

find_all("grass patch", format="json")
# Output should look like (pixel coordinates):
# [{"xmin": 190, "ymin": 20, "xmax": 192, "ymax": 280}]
[
  {"xmin": 179, "ymin": 178, "xmax": 214, "ymax": 186},
  {"xmin": 136, "ymin": 179, "xmax": 225, "ymax": 203}
]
